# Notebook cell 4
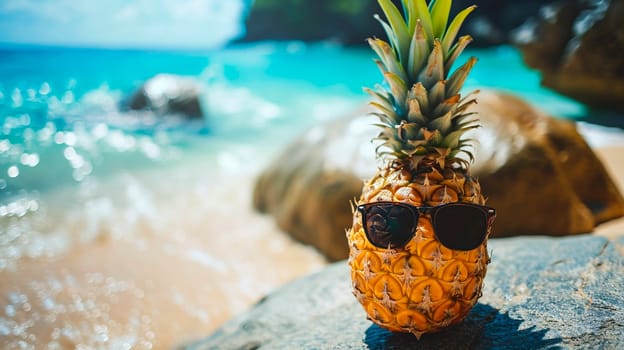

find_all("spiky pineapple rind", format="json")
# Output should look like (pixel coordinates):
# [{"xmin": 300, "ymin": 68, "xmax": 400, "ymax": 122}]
[{"xmin": 347, "ymin": 163, "xmax": 490, "ymax": 336}]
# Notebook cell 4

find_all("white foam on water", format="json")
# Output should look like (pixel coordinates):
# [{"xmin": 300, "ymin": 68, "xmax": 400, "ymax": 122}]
[{"xmin": 0, "ymin": 141, "xmax": 328, "ymax": 348}]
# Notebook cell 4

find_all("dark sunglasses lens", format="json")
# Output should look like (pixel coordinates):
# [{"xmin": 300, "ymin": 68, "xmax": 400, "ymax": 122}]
[
  {"xmin": 363, "ymin": 204, "xmax": 416, "ymax": 249},
  {"xmin": 434, "ymin": 204, "xmax": 487, "ymax": 250}
]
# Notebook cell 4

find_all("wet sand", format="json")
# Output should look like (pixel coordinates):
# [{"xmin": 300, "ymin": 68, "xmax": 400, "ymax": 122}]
[
  {"xmin": 1, "ymin": 126, "xmax": 623, "ymax": 349},
  {"xmin": 0, "ymin": 230, "xmax": 326, "ymax": 349},
  {"xmin": 0, "ymin": 162, "xmax": 327, "ymax": 349}
]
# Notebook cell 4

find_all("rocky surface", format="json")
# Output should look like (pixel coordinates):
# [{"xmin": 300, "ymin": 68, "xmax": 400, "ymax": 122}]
[
  {"xmin": 241, "ymin": 0, "xmax": 557, "ymax": 46},
  {"xmin": 125, "ymin": 74, "xmax": 205, "ymax": 118},
  {"xmin": 253, "ymin": 90, "xmax": 624, "ymax": 261},
  {"xmin": 513, "ymin": 0, "xmax": 624, "ymax": 112},
  {"xmin": 186, "ymin": 235, "xmax": 624, "ymax": 350}
]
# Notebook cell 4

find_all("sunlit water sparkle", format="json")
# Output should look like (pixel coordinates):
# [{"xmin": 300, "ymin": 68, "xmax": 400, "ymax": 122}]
[{"xmin": 0, "ymin": 41, "xmax": 602, "ymax": 349}]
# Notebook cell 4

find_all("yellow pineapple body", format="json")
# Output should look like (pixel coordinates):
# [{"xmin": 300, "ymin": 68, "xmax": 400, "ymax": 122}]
[
  {"xmin": 348, "ymin": 0, "xmax": 494, "ymax": 339},
  {"xmin": 347, "ymin": 160, "xmax": 489, "ymax": 338}
]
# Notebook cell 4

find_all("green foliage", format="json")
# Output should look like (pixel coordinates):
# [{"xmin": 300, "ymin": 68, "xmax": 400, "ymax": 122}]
[
  {"xmin": 253, "ymin": 0, "xmax": 369, "ymax": 16},
  {"xmin": 253, "ymin": 0, "xmax": 305, "ymax": 9},
  {"xmin": 328, "ymin": 0, "xmax": 369, "ymax": 15}
]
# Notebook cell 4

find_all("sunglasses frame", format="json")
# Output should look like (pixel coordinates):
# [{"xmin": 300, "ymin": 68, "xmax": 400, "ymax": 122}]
[{"xmin": 357, "ymin": 201, "xmax": 496, "ymax": 251}]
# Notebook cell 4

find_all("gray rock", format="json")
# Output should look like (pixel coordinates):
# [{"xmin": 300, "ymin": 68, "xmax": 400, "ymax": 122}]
[
  {"xmin": 126, "ymin": 74, "xmax": 205, "ymax": 118},
  {"xmin": 185, "ymin": 235, "xmax": 624, "ymax": 349}
]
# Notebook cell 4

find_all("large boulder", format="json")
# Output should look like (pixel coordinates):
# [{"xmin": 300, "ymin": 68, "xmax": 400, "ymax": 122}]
[
  {"xmin": 186, "ymin": 235, "xmax": 624, "ymax": 349},
  {"xmin": 241, "ymin": 0, "xmax": 557, "ymax": 47},
  {"xmin": 253, "ymin": 90, "xmax": 624, "ymax": 261},
  {"xmin": 513, "ymin": 0, "xmax": 624, "ymax": 112},
  {"xmin": 125, "ymin": 74, "xmax": 205, "ymax": 118}
]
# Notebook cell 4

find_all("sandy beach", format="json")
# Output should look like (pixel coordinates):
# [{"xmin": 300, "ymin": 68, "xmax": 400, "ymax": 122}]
[
  {"xmin": 577, "ymin": 122, "xmax": 624, "ymax": 239},
  {"xmin": 593, "ymin": 145, "xmax": 624, "ymax": 239},
  {"xmin": 2, "ymin": 0, "xmax": 623, "ymax": 346},
  {"xmin": 0, "ymin": 161, "xmax": 328, "ymax": 349},
  {"xmin": 1, "ymin": 122, "xmax": 623, "ymax": 349}
]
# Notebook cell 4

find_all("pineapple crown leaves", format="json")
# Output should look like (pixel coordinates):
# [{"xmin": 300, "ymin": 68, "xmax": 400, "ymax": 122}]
[{"xmin": 368, "ymin": 0, "xmax": 480, "ymax": 169}]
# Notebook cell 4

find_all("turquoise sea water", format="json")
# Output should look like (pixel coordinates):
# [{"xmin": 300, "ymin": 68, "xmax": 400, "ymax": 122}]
[
  {"xmin": 0, "ymin": 40, "xmax": 612, "ymax": 349},
  {"xmin": 0, "ymin": 42, "xmax": 585, "ymax": 202}
]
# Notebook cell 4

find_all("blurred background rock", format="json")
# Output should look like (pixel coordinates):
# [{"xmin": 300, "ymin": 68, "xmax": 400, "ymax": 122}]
[
  {"xmin": 241, "ymin": 0, "xmax": 624, "ymax": 113},
  {"xmin": 2, "ymin": 0, "xmax": 624, "ymax": 348}
]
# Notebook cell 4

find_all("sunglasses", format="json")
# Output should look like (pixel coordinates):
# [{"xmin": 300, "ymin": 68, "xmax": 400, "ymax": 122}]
[{"xmin": 357, "ymin": 201, "xmax": 496, "ymax": 251}]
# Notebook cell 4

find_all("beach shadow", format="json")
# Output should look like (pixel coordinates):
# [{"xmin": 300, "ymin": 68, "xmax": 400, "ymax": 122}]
[
  {"xmin": 363, "ymin": 303, "xmax": 563, "ymax": 350},
  {"xmin": 577, "ymin": 109, "xmax": 624, "ymax": 130}
]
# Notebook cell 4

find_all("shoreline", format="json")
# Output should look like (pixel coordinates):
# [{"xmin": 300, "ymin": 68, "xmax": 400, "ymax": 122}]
[
  {"xmin": 1, "ymin": 120, "xmax": 623, "ymax": 349},
  {"xmin": 0, "ymin": 161, "xmax": 328, "ymax": 349}
]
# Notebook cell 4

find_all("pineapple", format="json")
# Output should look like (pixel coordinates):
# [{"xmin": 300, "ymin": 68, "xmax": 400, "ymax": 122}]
[{"xmin": 347, "ymin": 0, "xmax": 495, "ymax": 338}]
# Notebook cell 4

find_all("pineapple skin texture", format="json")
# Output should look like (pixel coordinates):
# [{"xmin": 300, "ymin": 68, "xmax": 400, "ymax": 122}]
[{"xmin": 347, "ymin": 163, "xmax": 490, "ymax": 338}]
